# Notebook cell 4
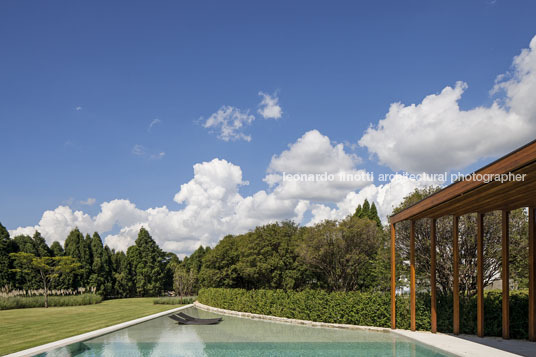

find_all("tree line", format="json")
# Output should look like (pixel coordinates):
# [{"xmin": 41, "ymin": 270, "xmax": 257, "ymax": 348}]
[
  {"xmin": 0, "ymin": 225, "xmax": 177, "ymax": 298},
  {"xmin": 1, "ymin": 192, "xmax": 530, "ymax": 299}
]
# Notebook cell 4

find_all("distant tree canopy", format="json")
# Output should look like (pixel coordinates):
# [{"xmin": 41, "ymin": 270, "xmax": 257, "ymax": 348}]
[{"xmin": 0, "ymin": 193, "xmax": 529, "ymax": 298}]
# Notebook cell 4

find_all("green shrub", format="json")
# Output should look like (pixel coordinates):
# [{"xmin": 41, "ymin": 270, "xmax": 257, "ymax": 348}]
[
  {"xmin": 0, "ymin": 293, "xmax": 103, "ymax": 310},
  {"xmin": 153, "ymin": 296, "xmax": 196, "ymax": 305},
  {"xmin": 198, "ymin": 288, "xmax": 529, "ymax": 339}
]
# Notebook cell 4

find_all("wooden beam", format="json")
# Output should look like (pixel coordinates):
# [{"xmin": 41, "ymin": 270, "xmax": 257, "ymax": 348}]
[
  {"xmin": 477, "ymin": 212, "xmax": 485, "ymax": 337},
  {"xmin": 529, "ymin": 207, "xmax": 536, "ymax": 341},
  {"xmin": 391, "ymin": 223, "xmax": 396, "ymax": 330},
  {"xmin": 410, "ymin": 220, "xmax": 416, "ymax": 331},
  {"xmin": 389, "ymin": 140, "xmax": 536, "ymax": 224},
  {"xmin": 409, "ymin": 164, "xmax": 536, "ymax": 221},
  {"xmin": 430, "ymin": 218, "xmax": 437, "ymax": 333},
  {"xmin": 502, "ymin": 210, "xmax": 510, "ymax": 339},
  {"xmin": 453, "ymin": 216, "xmax": 460, "ymax": 335}
]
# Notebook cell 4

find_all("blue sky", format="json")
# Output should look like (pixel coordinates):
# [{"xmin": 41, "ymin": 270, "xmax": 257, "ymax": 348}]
[{"xmin": 1, "ymin": 0, "xmax": 536, "ymax": 255}]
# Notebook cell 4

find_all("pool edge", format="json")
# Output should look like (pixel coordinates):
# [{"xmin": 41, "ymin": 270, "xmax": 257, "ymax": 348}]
[
  {"xmin": 4, "ymin": 304, "xmax": 194, "ymax": 357},
  {"xmin": 195, "ymin": 302, "xmax": 522, "ymax": 357}
]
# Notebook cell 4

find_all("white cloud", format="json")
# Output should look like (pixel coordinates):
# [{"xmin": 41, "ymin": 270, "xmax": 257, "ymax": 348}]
[
  {"xmin": 258, "ymin": 91, "xmax": 282, "ymax": 119},
  {"xmin": 10, "ymin": 128, "xmax": 444, "ymax": 255},
  {"xmin": 266, "ymin": 130, "xmax": 371, "ymax": 202},
  {"xmin": 202, "ymin": 106, "xmax": 255, "ymax": 142},
  {"xmin": 75, "ymin": 106, "xmax": 82, "ymax": 111},
  {"xmin": 307, "ymin": 174, "xmax": 435, "ymax": 225},
  {"xmin": 148, "ymin": 118, "xmax": 161, "ymax": 131},
  {"xmin": 359, "ymin": 35, "xmax": 536, "ymax": 174},
  {"xmin": 80, "ymin": 198, "xmax": 96, "ymax": 206}
]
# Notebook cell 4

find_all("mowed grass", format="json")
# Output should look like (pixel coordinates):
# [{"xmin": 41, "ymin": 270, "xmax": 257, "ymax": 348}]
[{"xmin": 0, "ymin": 298, "xmax": 183, "ymax": 355}]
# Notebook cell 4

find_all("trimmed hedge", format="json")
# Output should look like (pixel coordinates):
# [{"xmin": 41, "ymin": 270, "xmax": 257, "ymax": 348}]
[
  {"xmin": 153, "ymin": 296, "xmax": 196, "ymax": 305},
  {"xmin": 198, "ymin": 288, "xmax": 529, "ymax": 339},
  {"xmin": 0, "ymin": 293, "xmax": 103, "ymax": 310}
]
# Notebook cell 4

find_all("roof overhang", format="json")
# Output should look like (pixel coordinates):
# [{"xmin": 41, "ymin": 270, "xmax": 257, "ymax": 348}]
[{"xmin": 389, "ymin": 139, "xmax": 536, "ymax": 224}]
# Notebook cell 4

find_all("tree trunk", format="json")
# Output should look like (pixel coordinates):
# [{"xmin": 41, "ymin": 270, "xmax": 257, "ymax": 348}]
[{"xmin": 41, "ymin": 270, "xmax": 48, "ymax": 308}]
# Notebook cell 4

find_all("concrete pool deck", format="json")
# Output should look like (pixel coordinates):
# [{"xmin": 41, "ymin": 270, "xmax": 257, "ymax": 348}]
[{"xmin": 195, "ymin": 301, "xmax": 535, "ymax": 357}]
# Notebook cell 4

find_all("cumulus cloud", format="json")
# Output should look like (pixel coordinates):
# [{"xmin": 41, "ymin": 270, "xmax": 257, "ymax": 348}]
[
  {"xmin": 10, "ymin": 159, "xmax": 306, "ymax": 255},
  {"xmin": 202, "ymin": 106, "xmax": 255, "ymax": 142},
  {"xmin": 307, "ymin": 174, "xmax": 436, "ymax": 225},
  {"xmin": 265, "ymin": 130, "xmax": 371, "ymax": 202},
  {"xmin": 80, "ymin": 198, "xmax": 96, "ymax": 206},
  {"xmin": 359, "ymin": 35, "xmax": 536, "ymax": 173},
  {"xmin": 258, "ymin": 91, "xmax": 282, "ymax": 119},
  {"xmin": 9, "ymin": 128, "xmax": 443, "ymax": 256}
]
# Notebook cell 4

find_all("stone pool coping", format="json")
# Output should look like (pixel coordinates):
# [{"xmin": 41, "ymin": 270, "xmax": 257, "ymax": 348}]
[
  {"xmin": 194, "ymin": 301, "xmax": 527, "ymax": 357},
  {"xmin": 5, "ymin": 304, "xmax": 194, "ymax": 357}
]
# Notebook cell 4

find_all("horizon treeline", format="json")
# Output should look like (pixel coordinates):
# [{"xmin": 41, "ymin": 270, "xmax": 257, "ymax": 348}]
[{"xmin": 0, "ymin": 192, "xmax": 530, "ymax": 298}]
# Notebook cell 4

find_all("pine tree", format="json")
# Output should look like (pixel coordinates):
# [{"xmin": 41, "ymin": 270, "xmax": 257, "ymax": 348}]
[
  {"xmin": 50, "ymin": 241, "xmax": 64, "ymax": 257},
  {"xmin": 89, "ymin": 232, "xmax": 106, "ymax": 295},
  {"xmin": 32, "ymin": 231, "xmax": 52, "ymax": 257},
  {"xmin": 362, "ymin": 199, "xmax": 371, "ymax": 217},
  {"xmin": 0, "ymin": 223, "xmax": 13, "ymax": 288},
  {"xmin": 127, "ymin": 227, "xmax": 167, "ymax": 296},
  {"xmin": 64, "ymin": 228, "xmax": 92, "ymax": 287},
  {"xmin": 353, "ymin": 204, "xmax": 362, "ymax": 218},
  {"xmin": 369, "ymin": 202, "xmax": 383, "ymax": 228}
]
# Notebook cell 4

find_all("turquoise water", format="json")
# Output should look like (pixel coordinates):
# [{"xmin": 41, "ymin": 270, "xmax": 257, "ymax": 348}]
[{"xmin": 37, "ymin": 308, "xmax": 453, "ymax": 356}]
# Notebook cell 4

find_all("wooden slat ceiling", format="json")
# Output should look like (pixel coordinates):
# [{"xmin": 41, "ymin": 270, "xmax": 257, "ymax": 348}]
[{"xmin": 390, "ymin": 139, "xmax": 536, "ymax": 224}]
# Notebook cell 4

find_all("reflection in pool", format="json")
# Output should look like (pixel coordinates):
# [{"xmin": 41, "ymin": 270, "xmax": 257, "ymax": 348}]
[{"xmin": 37, "ymin": 307, "xmax": 453, "ymax": 356}]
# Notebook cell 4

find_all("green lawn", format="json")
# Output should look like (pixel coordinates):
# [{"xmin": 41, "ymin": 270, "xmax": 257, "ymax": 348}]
[{"xmin": 0, "ymin": 298, "xmax": 183, "ymax": 355}]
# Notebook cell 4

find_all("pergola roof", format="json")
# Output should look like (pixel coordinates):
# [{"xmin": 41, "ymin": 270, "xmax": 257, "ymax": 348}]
[{"xmin": 389, "ymin": 139, "xmax": 536, "ymax": 224}]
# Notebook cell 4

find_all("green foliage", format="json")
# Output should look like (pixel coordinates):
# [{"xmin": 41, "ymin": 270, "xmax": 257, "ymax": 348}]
[
  {"xmin": 199, "ymin": 222, "xmax": 312, "ymax": 290},
  {"xmin": 64, "ymin": 228, "xmax": 92, "ymax": 288},
  {"xmin": 50, "ymin": 241, "xmax": 64, "ymax": 257},
  {"xmin": 0, "ymin": 223, "xmax": 14, "ymax": 288},
  {"xmin": 198, "ymin": 288, "xmax": 530, "ymax": 339},
  {"xmin": 153, "ymin": 296, "xmax": 196, "ymax": 305},
  {"xmin": 0, "ymin": 294, "xmax": 102, "ymax": 310},
  {"xmin": 9, "ymin": 252, "xmax": 82, "ymax": 307},
  {"xmin": 298, "ymin": 216, "xmax": 385, "ymax": 291},
  {"xmin": 127, "ymin": 227, "xmax": 167, "ymax": 296},
  {"xmin": 353, "ymin": 199, "xmax": 382, "ymax": 228}
]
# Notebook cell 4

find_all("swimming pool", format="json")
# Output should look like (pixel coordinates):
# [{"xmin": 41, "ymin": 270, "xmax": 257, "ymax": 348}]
[{"xmin": 37, "ymin": 307, "xmax": 453, "ymax": 356}]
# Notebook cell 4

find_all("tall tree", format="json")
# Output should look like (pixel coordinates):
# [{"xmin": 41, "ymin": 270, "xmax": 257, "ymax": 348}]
[
  {"xmin": 127, "ymin": 228, "xmax": 167, "ymax": 296},
  {"xmin": 298, "ymin": 216, "xmax": 382, "ymax": 292},
  {"xmin": 0, "ymin": 223, "xmax": 14, "ymax": 288},
  {"xmin": 64, "ymin": 228, "xmax": 92, "ymax": 287},
  {"xmin": 113, "ymin": 251, "xmax": 134, "ymax": 297},
  {"xmin": 50, "ymin": 241, "xmax": 64, "ymax": 257}
]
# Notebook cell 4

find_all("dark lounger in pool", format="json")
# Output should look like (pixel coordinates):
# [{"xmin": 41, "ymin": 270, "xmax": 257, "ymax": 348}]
[
  {"xmin": 177, "ymin": 312, "xmax": 222, "ymax": 323},
  {"xmin": 168, "ymin": 314, "xmax": 220, "ymax": 325}
]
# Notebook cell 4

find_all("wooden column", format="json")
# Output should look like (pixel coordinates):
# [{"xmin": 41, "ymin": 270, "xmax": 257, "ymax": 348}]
[
  {"xmin": 453, "ymin": 216, "xmax": 460, "ymax": 335},
  {"xmin": 391, "ymin": 222, "xmax": 396, "ymax": 329},
  {"xmin": 430, "ymin": 218, "xmax": 437, "ymax": 333},
  {"xmin": 529, "ymin": 207, "xmax": 536, "ymax": 341},
  {"xmin": 410, "ymin": 220, "xmax": 416, "ymax": 331},
  {"xmin": 477, "ymin": 212, "xmax": 485, "ymax": 337},
  {"xmin": 501, "ymin": 210, "xmax": 510, "ymax": 339}
]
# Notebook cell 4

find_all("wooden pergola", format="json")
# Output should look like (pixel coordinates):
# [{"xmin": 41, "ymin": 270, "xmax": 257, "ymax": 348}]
[{"xmin": 389, "ymin": 139, "xmax": 536, "ymax": 340}]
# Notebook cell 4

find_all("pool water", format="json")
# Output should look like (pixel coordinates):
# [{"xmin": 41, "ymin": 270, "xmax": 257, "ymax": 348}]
[{"xmin": 37, "ymin": 307, "xmax": 453, "ymax": 356}]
